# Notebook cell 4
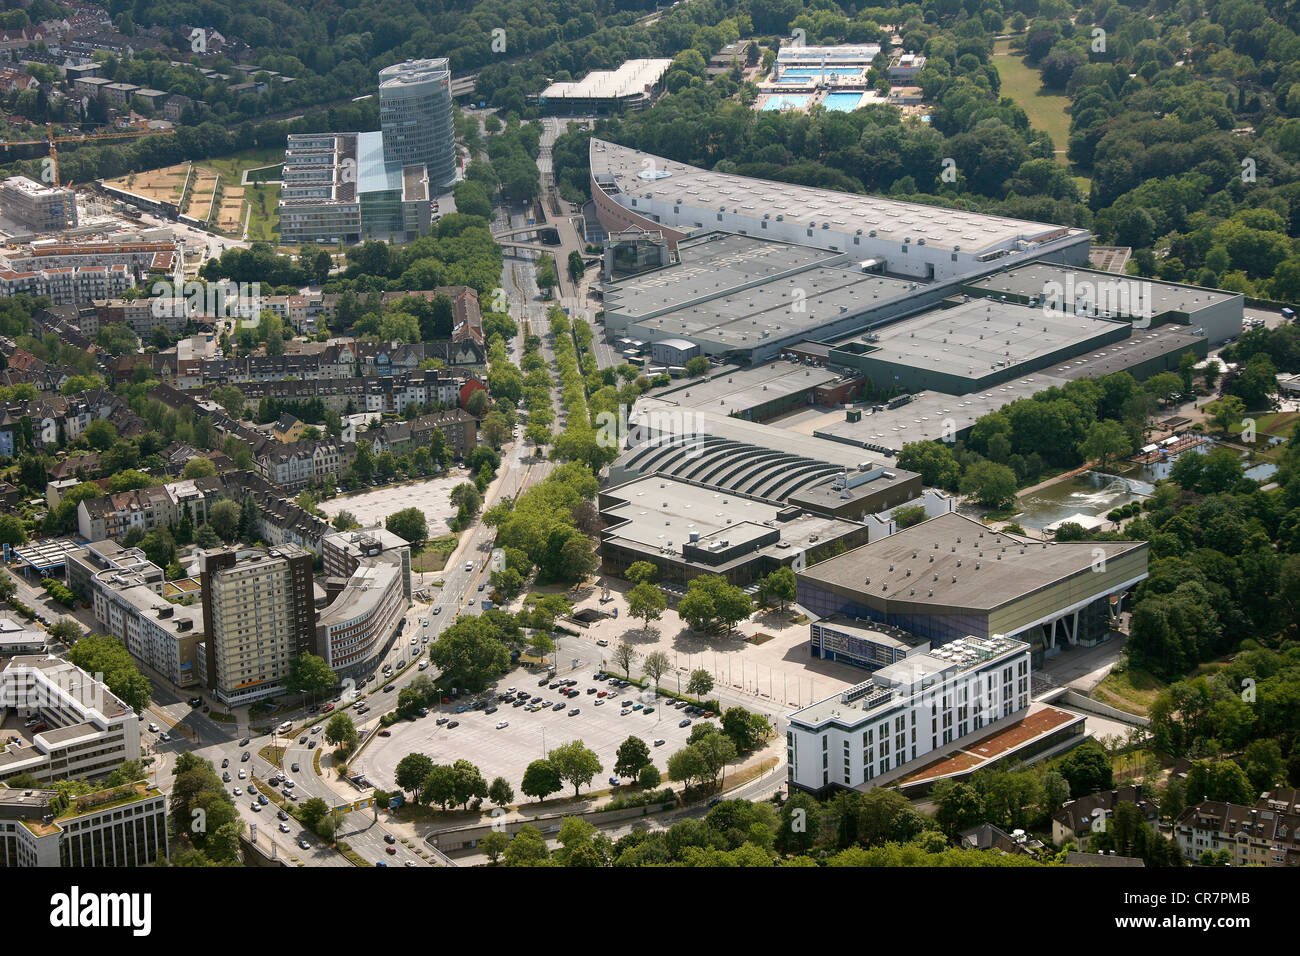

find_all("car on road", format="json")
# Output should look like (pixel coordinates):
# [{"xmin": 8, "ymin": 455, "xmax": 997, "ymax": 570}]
[
  {"xmin": 278, "ymin": 810, "xmax": 289, "ymax": 821},
  {"xmin": 383, "ymin": 684, "xmax": 396, "ymax": 693},
  {"xmin": 160, "ymin": 731, "xmax": 171, "ymax": 742},
  {"xmin": 279, "ymin": 822, "xmax": 291, "ymax": 833},
  {"xmin": 679, "ymin": 719, "xmax": 692, "ymax": 727},
  {"xmin": 222, "ymin": 772, "xmax": 231, "ymax": 782},
  {"xmin": 233, "ymin": 787, "xmax": 242, "ymax": 796},
  {"xmin": 312, "ymin": 726, "xmax": 322, "ymax": 734},
  {"xmin": 385, "ymin": 834, "xmax": 396, "ymax": 844},
  {"xmin": 433, "ymin": 607, "xmax": 441, "ymax": 615},
  {"xmin": 221, "ymin": 758, "xmax": 229, "ymax": 768},
  {"xmin": 299, "ymin": 735, "xmax": 308, "ymax": 744},
  {"xmin": 707, "ymin": 797, "xmax": 722, "ymax": 808},
  {"xmin": 447, "ymin": 721, "xmax": 459, "ymax": 728},
  {"xmin": 189, "ymin": 697, "xmax": 202, "ymax": 707},
  {"xmin": 418, "ymin": 661, "xmax": 429, "ymax": 671},
  {"xmin": 568, "ymin": 708, "xmax": 580, "ymax": 717},
  {"xmin": 596, "ymin": 639, "xmax": 609, "ymax": 647},
  {"xmin": 654, "ymin": 739, "xmax": 666, "ymax": 747},
  {"xmin": 308, "ymin": 740, "xmax": 317, "ymax": 748},
  {"xmin": 477, "ymin": 582, "xmax": 485, "ymax": 592},
  {"xmin": 495, "ymin": 721, "xmax": 509, "ymax": 729},
  {"xmin": 148, "ymin": 722, "xmax": 159, "ymax": 733},
  {"xmin": 299, "ymin": 840, "xmax": 311, "ymax": 850},
  {"xmin": 241, "ymin": 751, "xmax": 250, "ymax": 761},
  {"xmin": 386, "ymin": 845, "xmax": 397, "ymax": 855},
  {"xmin": 609, "ymin": 777, "xmax": 621, "ymax": 786},
  {"xmin": 321, "ymin": 703, "xmax": 334, "ymax": 713},
  {"xmin": 468, "ymin": 598, "xmax": 475, "ymax": 606}
]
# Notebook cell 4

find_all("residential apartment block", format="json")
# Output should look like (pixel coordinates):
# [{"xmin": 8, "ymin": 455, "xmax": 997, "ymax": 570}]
[
  {"xmin": 1174, "ymin": 789, "xmax": 1300, "ymax": 866},
  {"xmin": 198, "ymin": 545, "xmax": 317, "ymax": 706},
  {"xmin": 0, "ymin": 176, "xmax": 78, "ymax": 232}
]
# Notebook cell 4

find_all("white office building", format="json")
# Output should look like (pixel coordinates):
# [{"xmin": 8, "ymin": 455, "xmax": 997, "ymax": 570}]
[{"xmin": 786, "ymin": 634, "xmax": 1031, "ymax": 794}]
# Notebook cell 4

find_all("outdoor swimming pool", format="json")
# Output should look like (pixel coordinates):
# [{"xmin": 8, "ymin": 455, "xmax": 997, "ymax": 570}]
[
  {"xmin": 824, "ymin": 91, "xmax": 867, "ymax": 111},
  {"xmin": 762, "ymin": 94, "xmax": 811, "ymax": 111}
]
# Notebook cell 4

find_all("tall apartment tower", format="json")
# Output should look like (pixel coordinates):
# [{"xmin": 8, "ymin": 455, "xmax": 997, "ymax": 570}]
[
  {"xmin": 379, "ymin": 58, "xmax": 456, "ymax": 190},
  {"xmin": 198, "ymin": 545, "xmax": 317, "ymax": 706}
]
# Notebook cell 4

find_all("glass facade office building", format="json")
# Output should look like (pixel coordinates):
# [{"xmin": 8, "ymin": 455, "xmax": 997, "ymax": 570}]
[{"xmin": 379, "ymin": 59, "xmax": 456, "ymax": 190}]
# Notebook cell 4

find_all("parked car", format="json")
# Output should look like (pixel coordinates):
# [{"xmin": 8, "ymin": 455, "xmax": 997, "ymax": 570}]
[
  {"xmin": 221, "ymin": 758, "xmax": 229, "ymax": 768},
  {"xmin": 680, "ymin": 719, "xmax": 692, "ymax": 727},
  {"xmin": 552, "ymin": 702, "xmax": 565, "ymax": 711},
  {"xmin": 436, "ymin": 716, "xmax": 449, "ymax": 725},
  {"xmin": 378, "ymin": 730, "xmax": 391, "ymax": 737},
  {"xmin": 653, "ymin": 739, "xmax": 666, "ymax": 747},
  {"xmin": 568, "ymin": 708, "xmax": 581, "ymax": 717},
  {"xmin": 495, "ymin": 721, "xmax": 509, "ymax": 729},
  {"xmin": 241, "ymin": 751, "xmax": 250, "ymax": 761},
  {"xmin": 447, "ymin": 721, "xmax": 459, "ymax": 728}
]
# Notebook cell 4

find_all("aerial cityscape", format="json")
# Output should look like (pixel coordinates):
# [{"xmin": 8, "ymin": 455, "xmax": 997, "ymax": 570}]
[{"xmin": 0, "ymin": 0, "xmax": 1293, "ymax": 920}]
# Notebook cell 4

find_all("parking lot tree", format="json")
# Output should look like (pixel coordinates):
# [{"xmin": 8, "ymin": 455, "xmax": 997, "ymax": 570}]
[
  {"xmin": 449, "ymin": 483, "xmax": 483, "ymax": 519},
  {"xmin": 529, "ymin": 630, "xmax": 555, "ymax": 661},
  {"xmin": 549, "ymin": 740, "xmax": 602, "ymax": 797},
  {"xmin": 521, "ymin": 758, "xmax": 562, "ymax": 802},
  {"xmin": 722, "ymin": 707, "xmax": 771, "ymax": 753},
  {"xmin": 666, "ymin": 744, "xmax": 708, "ymax": 790},
  {"xmin": 613, "ymin": 640, "xmax": 638, "ymax": 678},
  {"xmin": 504, "ymin": 825, "xmax": 551, "ymax": 865},
  {"xmin": 331, "ymin": 510, "xmax": 361, "ymax": 531},
  {"xmin": 627, "ymin": 581, "xmax": 665, "ymax": 629},
  {"xmin": 638, "ymin": 764, "xmax": 662, "ymax": 789},
  {"xmin": 49, "ymin": 619, "xmax": 82, "ymax": 644},
  {"xmin": 614, "ymin": 736, "xmax": 652, "ymax": 779},
  {"xmin": 481, "ymin": 829, "xmax": 510, "ymax": 864},
  {"xmin": 395, "ymin": 754, "xmax": 436, "ymax": 802},
  {"xmin": 452, "ymin": 759, "xmax": 489, "ymax": 810},
  {"xmin": 642, "ymin": 651, "xmax": 671, "ymax": 694},
  {"xmin": 686, "ymin": 669, "xmax": 714, "ymax": 698},
  {"xmin": 625, "ymin": 561, "xmax": 658, "ymax": 585},
  {"xmin": 285, "ymin": 653, "xmax": 336, "ymax": 704},
  {"xmin": 386, "ymin": 507, "xmax": 429, "ymax": 548},
  {"xmin": 325, "ymin": 712, "xmax": 358, "ymax": 752},
  {"xmin": 428, "ymin": 617, "xmax": 511, "ymax": 691},
  {"xmin": 757, "ymin": 566, "xmax": 797, "ymax": 611},
  {"xmin": 489, "ymin": 776, "xmax": 515, "ymax": 808}
]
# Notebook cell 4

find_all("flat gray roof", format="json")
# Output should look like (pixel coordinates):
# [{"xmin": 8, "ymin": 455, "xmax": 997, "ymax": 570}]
[
  {"xmin": 842, "ymin": 299, "xmax": 1124, "ymax": 382},
  {"xmin": 591, "ymin": 138, "xmax": 1078, "ymax": 255},
  {"xmin": 799, "ymin": 512, "xmax": 1145, "ymax": 611},
  {"xmin": 968, "ymin": 262, "xmax": 1242, "ymax": 317},
  {"xmin": 644, "ymin": 361, "xmax": 845, "ymax": 414},
  {"xmin": 602, "ymin": 475, "xmax": 862, "ymax": 556}
]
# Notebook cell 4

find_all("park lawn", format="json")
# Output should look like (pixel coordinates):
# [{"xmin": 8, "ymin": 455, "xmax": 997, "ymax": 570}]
[
  {"xmin": 243, "ymin": 181, "xmax": 280, "ymax": 242},
  {"xmin": 992, "ymin": 44, "xmax": 1092, "ymax": 193},
  {"xmin": 411, "ymin": 535, "xmax": 459, "ymax": 573},
  {"xmin": 1228, "ymin": 410, "xmax": 1298, "ymax": 438},
  {"xmin": 203, "ymin": 147, "xmax": 287, "ymax": 183},
  {"xmin": 1092, "ymin": 666, "xmax": 1165, "ymax": 717}
]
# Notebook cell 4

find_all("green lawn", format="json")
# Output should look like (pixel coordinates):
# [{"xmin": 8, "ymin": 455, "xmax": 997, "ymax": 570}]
[
  {"xmin": 200, "ymin": 147, "xmax": 285, "ymax": 241},
  {"xmin": 1093, "ymin": 667, "xmax": 1166, "ymax": 717},
  {"xmin": 244, "ymin": 181, "xmax": 280, "ymax": 242},
  {"xmin": 992, "ymin": 43, "xmax": 1092, "ymax": 193}
]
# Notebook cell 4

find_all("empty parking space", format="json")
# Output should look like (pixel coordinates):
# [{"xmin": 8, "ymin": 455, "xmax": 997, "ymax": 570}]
[
  {"xmin": 320, "ymin": 474, "xmax": 463, "ymax": 534},
  {"xmin": 364, "ymin": 666, "xmax": 717, "ymax": 794}
]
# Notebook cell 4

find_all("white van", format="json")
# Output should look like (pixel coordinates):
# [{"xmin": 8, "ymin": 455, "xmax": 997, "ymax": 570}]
[
  {"xmin": 277, "ymin": 720, "xmax": 293, "ymax": 734},
  {"xmin": 465, "ymin": 561, "xmax": 474, "ymax": 572}
]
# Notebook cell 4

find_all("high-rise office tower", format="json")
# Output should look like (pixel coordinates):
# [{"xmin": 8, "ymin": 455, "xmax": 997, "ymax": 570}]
[{"xmin": 379, "ymin": 58, "xmax": 456, "ymax": 190}]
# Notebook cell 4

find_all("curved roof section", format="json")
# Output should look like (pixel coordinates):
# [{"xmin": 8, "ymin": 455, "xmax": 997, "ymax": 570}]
[{"xmin": 590, "ymin": 138, "xmax": 1078, "ymax": 257}]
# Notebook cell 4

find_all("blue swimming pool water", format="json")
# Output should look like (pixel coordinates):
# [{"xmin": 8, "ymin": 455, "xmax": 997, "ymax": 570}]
[
  {"xmin": 824, "ymin": 92, "xmax": 866, "ymax": 111},
  {"xmin": 762, "ymin": 94, "xmax": 811, "ymax": 110}
]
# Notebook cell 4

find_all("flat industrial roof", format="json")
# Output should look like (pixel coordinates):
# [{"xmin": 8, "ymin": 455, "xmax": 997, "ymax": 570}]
[
  {"xmin": 604, "ymin": 234, "xmax": 919, "ymax": 348},
  {"xmin": 842, "ymin": 299, "xmax": 1125, "ymax": 382},
  {"xmin": 967, "ymin": 262, "xmax": 1241, "ymax": 317},
  {"xmin": 798, "ymin": 511, "xmax": 1146, "ymax": 611},
  {"xmin": 644, "ymin": 361, "xmax": 845, "ymax": 414},
  {"xmin": 541, "ymin": 59, "xmax": 673, "ymax": 100},
  {"xmin": 602, "ymin": 475, "xmax": 863, "ymax": 557},
  {"xmin": 591, "ymin": 138, "xmax": 1079, "ymax": 256}
]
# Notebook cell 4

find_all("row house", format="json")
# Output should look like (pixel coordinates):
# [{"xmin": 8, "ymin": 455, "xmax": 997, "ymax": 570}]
[
  {"xmin": 261, "ymin": 294, "xmax": 311, "ymax": 334},
  {"xmin": 253, "ymin": 437, "xmax": 354, "ymax": 492},
  {"xmin": 369, "ymin": 409, "xmax": 477, "ymax": 460},
  {"xmin": 76, "ymin": 484, "xmax": 174, "ymax": 542},
  {"xmin": 95, "ymin": 296, "xmax": 187, "ymax": 337},
  {"xmin": 1051, "ymin": 785, "xmax": 1159, "ymax": 850},
  {"xmin": 1174, "ymin": 788, "xmax": 1300, "ymax": 866}
]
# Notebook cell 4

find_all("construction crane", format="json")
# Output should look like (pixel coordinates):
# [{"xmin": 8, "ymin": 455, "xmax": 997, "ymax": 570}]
[{"xmin": 0, "ymin": 122, "xmax": 176, "ymax": 187}]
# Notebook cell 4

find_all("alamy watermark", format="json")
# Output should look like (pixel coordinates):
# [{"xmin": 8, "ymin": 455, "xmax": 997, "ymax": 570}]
[
  {"xmin": 596, "ymin": 403, "xmax": 711, "ymax": 458},
  {"xmin": 1042, "ymin": 272, "xmax": 1155, "ymax": 325}
]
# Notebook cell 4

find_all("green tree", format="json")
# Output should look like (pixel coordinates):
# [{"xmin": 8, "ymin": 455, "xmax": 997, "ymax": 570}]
[
  {"xmin": 481, "ymin": 829, "xmax": 510, "ymax": 863},
  {"xmin": 386, "ymin": 507, "xmax": 428, "ymax": 547},
  {"xmin": 521, "ymin": 759, "xmax": 562, "ymax": 802},
  {"xmin": 325, "ymin": 712, "xmax": 357, "ymax": 751},
  {"xmin": 504, "ymin": 825, "xmax": 550, "ymax": 865},
  {"xmin": 960, "ymin": 460, "xmax": 1019, "ymax": 508},
  {"xmin": 612, "ymin": 640, "xmax": 638, "ymax": 678},
  {"xmin": 395, "ymin": 753, "xmax": 435, "ymax": 801},
  {"xmin": 427, "ymin": 617, "xmax": 510, "ymax": 691},
  {"xmin": 685, "ymin": 669, "xmax": 714, "ymax": 699},
  {"xmin": 627, "ymin": 581, "xmax": 666, "ymax": 629},
  {"xmin": 182, "ymin": 457, "xmax": 216, "ymax": 479},
  {"xmin": 758, "ymin": 566, "xmax": 797, "ymax": 611},
  {"xmin": 625, "ymin": 561, "xmax": 658, "ymax": 585},
  {"xmin": 1057, "ymin": 740, "xmax": 1114, "ymax": 798},
  {"xmin": 488, "ymin": 776, "xmax": 515, "ymax": 808},
  {"xmin": 614, "ymin": 736, "xmax": 652, "ymax": 779},
  {"xmin": 1079, "ymin": 419, "xmax": 1133, "ymax": 469},
  {"xmin": 897, "ymin": 440, "xmax": 962, "ymax": 489},
  {"xmin": 549, "ymin": 740, "xmax": 602, "ymax": 796},
  {"xmin": 208, "ymin": 499, "xmax": 241, "ymax": 542},
  {"xmin": 684, "ymin": 356, "xmax": 709, "ymax": 377},
  {"xmin": 285, "ymin": 653, "xmax": 336, "ymax": 703}
]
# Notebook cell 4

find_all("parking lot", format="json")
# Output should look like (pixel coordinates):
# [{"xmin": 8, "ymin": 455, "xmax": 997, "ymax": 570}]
[
  {"xmin": 319, "ymin": 472, "xmax": 464, "ymax": 535},
  {"xmin": 362, "ymin": 664, "xmax": 719, "ymax": 795}
]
